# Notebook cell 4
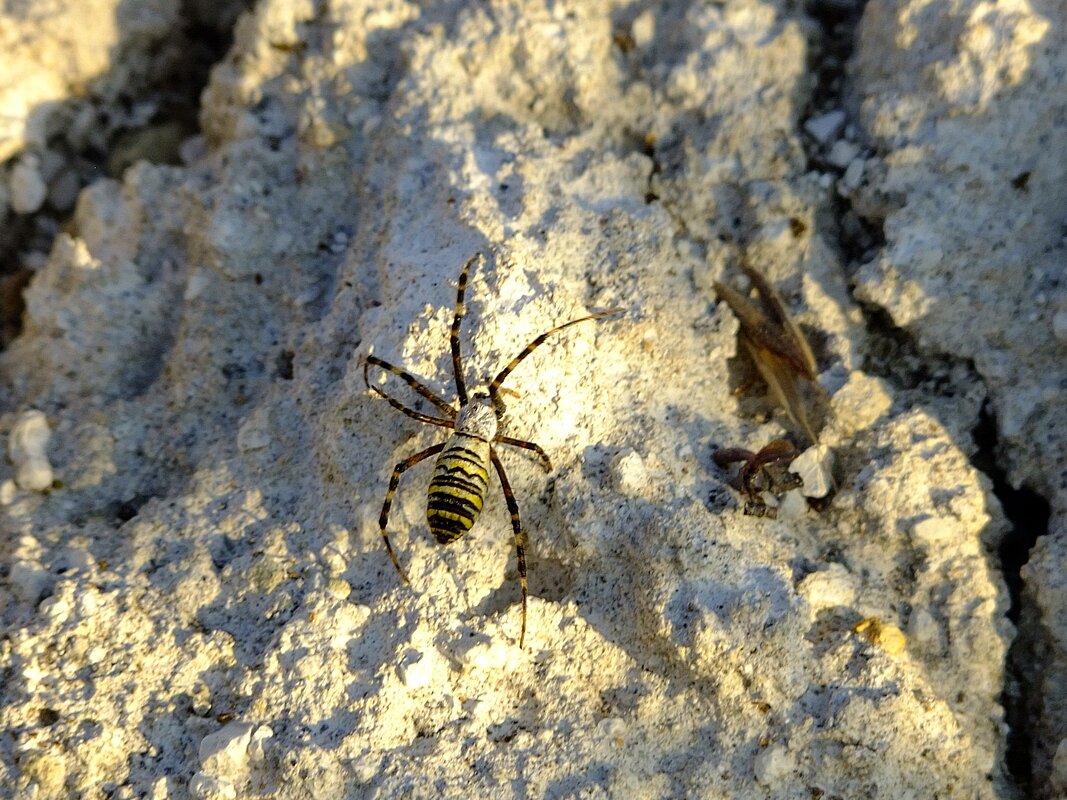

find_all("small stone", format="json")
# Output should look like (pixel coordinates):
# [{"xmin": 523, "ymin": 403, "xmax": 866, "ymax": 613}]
[
  {"xmin": 9, "ymin": 409, "xmax": 54, "ymax": 491},
  {"xmin": 790, "ymin": 445, "xmax": 834, "ymax": 498},
  {"xmin": 398, "ymin": 649, "xmax": 435, "ymax": 689},
  {"xmin": 804, "ymin": 110, "xmax": 846, "ymax": 145},
  {"xmin": 839, "ymin": 158, "xmax": 866, "ymax": 194},
  {"xmin": 48, "ymin": 167, "xmax": 82, "ymax": 211},
  {"xmin": 459, "ymin": 639, "xmax": 513, "ymax": 670},
  {"xmin": 776, "ymin": 489, "xmax": 808, "ymax": 520},
  {"xmin": 631, "ymin": 10, "xmax": 655, "ymax": 47},
  {"xmin": 10, "ymin": 560, "xmax": 50, "ymax": 604},
  {"xmin": 185, "ymin": 269, "xmax": 212, "ymax": 301},
  {"xmin": 1051, "ymin": 738, "xmax": 1067, "ymax": 792},
  {"xmin": 39, "ymin": 595, "xmax": 71, "ymax": 624},
  {"xmin": 827, "ymin": 139, "xmax": 860, "ymax": 169},
  {"xmin": 326, "ymin": 577, "xmax": 351, "ymax": 600},
  {"xmin": 180, "ymin": 135, "xmax": 208, "ymax": 165},
  {"xmin": 907, "ymin": 607, "xmax": 940, "ymax": 649},
  {"xmin": 828, "ymin": 372, "xmax": 893, "ymax": 437},
  {"xmin": 10, "ymin": 154, "xmax": 48, "ymax": 213},
  {"xmin": 18, "ymin": 749, "xmax": 68, "ymax": 797},
  {"xmin": 188, "ymin": 773, "xmax": 236, "ymax": 800},
  {"xmin": 797, "ymin": 563, "xmax": 856, "ymax": 612},
  {"xmin": 350, "ymin": 758, "xmax": 379, "ymax": 784},
  {"xmin": 912, "ymin": 517, "xmax": 953, "ymax": 545},
  {"xmin": 248, "ymin": 725, "xmax": 273, "ymax": 761},
  {"xmin": 236, "ymin": 409, "xmax": 272, "ymax": 451},
  {"xmin": 597, "ymin": 717, "xmax": 626, "ymax": 740},
  {"xmin": 611, "ymin": 448, "xmax": 649, "ymax": 495},
  {"xmin": 1053, "ymin": 306, "xmax": 1067, "ymax": 344},
  {"xmin": 199, "ymin": 721, "xmax": 255, "ymax": 777},
  {"xmin": 753, "ymin": 744, "xmax": 793, "ymax": 785}
]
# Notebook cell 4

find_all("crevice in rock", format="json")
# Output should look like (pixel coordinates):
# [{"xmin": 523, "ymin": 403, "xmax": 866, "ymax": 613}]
[
  {"xmin": 0, "ymin": 1, "xmax": 248, "ymax": 350},
  {"xmin": 972, "ymin": 403, "xmax": 1050, "ymax": 798},
  {"xmin": 803, "ymin": 1, "xmax": 1051, "ymax": 796}
]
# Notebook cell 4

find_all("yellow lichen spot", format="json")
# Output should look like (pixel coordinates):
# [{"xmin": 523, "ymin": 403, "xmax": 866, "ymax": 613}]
[
  {"xmin": 854, "ymin": 617, "xmax": 907, "ymax": 655},
  {"xmin": 19, "ymin": 749, "xmax": 67, "ymax": 798}
]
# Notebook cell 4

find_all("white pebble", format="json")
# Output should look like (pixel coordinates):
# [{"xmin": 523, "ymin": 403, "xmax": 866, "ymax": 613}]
[
  {"xmin": 10, "ymin": 154, "xmax": 48, "ymax": 213},
  {"xmin": 48, "ymin": 167, "xmax": 81, "ymax": 211},
  {"xmin": 0, "ymin": 480, "xmax": 16, "ymax": 505},
  {"xmin": 8, "ymin": 410, "xmax": 54, "ymax": 491},
  {"xmin": 804, "ymin": 110, "xmax": 846, "ymax": 145},
  {"xmin": 326, "ymin": 577, "xmax": 351, "ymax": 601},
  {"xmin": 631, "ymin": 10, "xmax": 655, "ymax": 47},
  {"xmin": 906, "ymin": 607, "xmax": 940, "ymax": 649},
  {"xmin": 828, "ymin": 372, "xmax": 893, "ymax": 436},
  {"xmin": 248, "ymin": 725, "xmax": 273, "ymax": 761},
  {"xmin": 790, "ymin": 445, "xmax": 834, "ymax": 498},
  {"xmin": 911, "ymin": 517, "xmax": 953, "ymax": 545},
  {"xmin": 839, "ymin": 158, "xmax": 866, "ymax": 194},
  {"xmin": 597, "ymin": 717, "xmax": 626, "ymax": 739},
  {"xmin": 398, "ymin": 649, "xmax": 435, "ymax": 689},
  {"xmin": 776, "ymin": 489, "xmax": 808, "ymax": 520},
  {"xmin": 236, "ymin": 410, "xmax": 271, "ymax": 451},
  {"xmin": 188, "ymin": 773, "xmax": 236, "ymax": 800},
  {"xmin": 611, "ymin": 449, "xmax": 648, "ymax": 495},
  {"xmin": 753, "ymin": 745, "xmax": 793, "ymax": 785},
  {"xmin": 1053, "ymin": 306, "xmax": 1067, "ymax": 344},
  {"xmin": 39, "ymin": 595, "xmax": 71, "ymax": 624},
  {"xmin": 184, "ymin": 269, "xmax": 212, "ymax": 301},
  {"xmin": 350, "ymin": 758, "xmax": 379, "ymax": 784},
  {"xmin": 459, "ymin": 639, "xmax": 513, "ymax": 670},
  {"xmin": 827, "ymin": 139, "xmax": 860, "ymax": 169},
  {"xmin": 797, "ymin": 563, "xmax": 856, "ymax": 612},
  {"xmin": 180, "ymin": 135, "xmax": 208, "ymax": 165},
  {"xmin": 10, "ymin": 560, "xmax": 50, "ymax": 604},
  {"xmin": 199, "ymin": 721, "xmax": 255, "ymax": 777},
  {"xmin": 1051, "ymin": 738, "xmax": 1067, "ymax": 792}
]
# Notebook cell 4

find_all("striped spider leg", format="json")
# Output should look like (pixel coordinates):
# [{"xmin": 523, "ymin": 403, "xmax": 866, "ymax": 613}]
[{"xmin": 365, "ymin": 254, "xmax": 622, "ymax": 647}]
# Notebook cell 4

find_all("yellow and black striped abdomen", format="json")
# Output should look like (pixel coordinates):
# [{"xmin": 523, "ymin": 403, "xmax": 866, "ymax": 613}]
[{"xmin": 427, "ymin": 432, "xmax": 491, "ymax": 544}]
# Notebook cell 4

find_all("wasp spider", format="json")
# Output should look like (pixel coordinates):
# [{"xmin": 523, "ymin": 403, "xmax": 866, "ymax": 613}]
[{"xmin": 364, "ymin": 254, "xmax": 621, "ymax": 647}]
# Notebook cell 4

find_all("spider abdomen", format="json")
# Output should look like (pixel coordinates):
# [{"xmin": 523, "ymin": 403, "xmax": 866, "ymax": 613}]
[{"xmin": 427, "ymin": 432, "xmax": 491, "ymax": 544}]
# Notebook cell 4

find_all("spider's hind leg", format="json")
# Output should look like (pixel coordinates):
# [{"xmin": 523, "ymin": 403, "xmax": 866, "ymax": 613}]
[
  {"xmin": 379, "ymin": 442, "xmax": 447, "ymax": 583},
  {"xmin": 496, "ymin": 435, "xmax": 553, "ymax": 472},
  {"xmin": 490, "ymin": 449, "xmax": 529, "ymax": 648}
]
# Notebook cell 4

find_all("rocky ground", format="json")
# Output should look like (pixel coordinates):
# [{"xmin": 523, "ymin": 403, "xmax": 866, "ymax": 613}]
[{"xmin": 1, "ymin": 1, "xmax": 1064, "ymax": 798}]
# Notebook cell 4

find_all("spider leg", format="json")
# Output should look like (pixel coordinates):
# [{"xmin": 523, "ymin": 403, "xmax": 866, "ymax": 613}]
[
  {"xmin": 451, "ymin": 254, "xmax": 478, "ymax": 406},
  {"xmin": 495, "ymin": 435, "xmax": 553, "ymax": 472},
  {"xmin": 365, "ymin": 355, "xmax": 457, "ymax": 418},
  {"xmin": 364, "ymin": 362, "xmax": 455, "ymax": 428},
  {"xmin": 489, "ymin": 448, "xmax": 528, "ymax": 649},
  {"xmin": 379, "ymin": 442, "xmax": 447, "ymax": 583},
  {"xmin": 488, "ymin": 308, "xmax": 624, "ymax": 408}
]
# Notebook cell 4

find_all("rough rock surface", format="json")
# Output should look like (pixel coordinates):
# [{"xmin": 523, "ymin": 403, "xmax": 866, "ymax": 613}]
[
  {"xmin": 0, "ymin": 0, "xmax": 1036, "ymax": 798},
  {"xmin": 849, "ymin": 0, "xmax": 1067, "ymax": 793}
]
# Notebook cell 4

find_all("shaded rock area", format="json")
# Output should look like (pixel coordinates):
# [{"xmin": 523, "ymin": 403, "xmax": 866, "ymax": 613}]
[
  {"xmin": 847, "ymin": 0, "xmax": 1067, "ymax": 795},
  {"xmin": 0, "ymin": 0, "xmax": 1058, "ymax": 797}
]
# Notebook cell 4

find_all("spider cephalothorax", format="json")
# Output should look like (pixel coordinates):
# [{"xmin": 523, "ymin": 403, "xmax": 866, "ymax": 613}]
[{"xmin": 364, "ymin": 254, "xmax": 622, "ymax": 647}]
